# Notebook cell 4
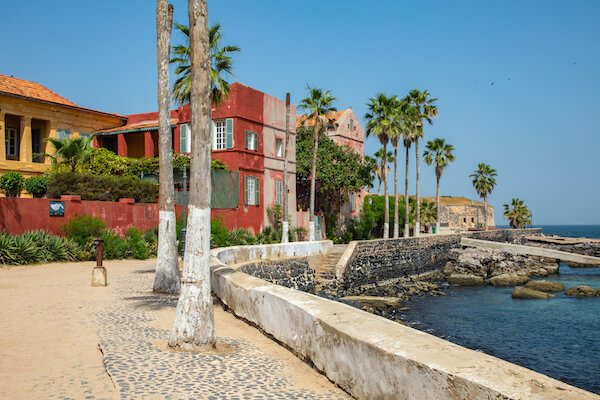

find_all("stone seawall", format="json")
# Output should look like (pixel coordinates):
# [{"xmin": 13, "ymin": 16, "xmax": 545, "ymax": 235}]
[
  {"xmin": 240, "ymin": 257, "xmax": 316, "ymax": 292},
  {"xmin": 524, "ymin": 239, "xmax": 600, "ymax": 258},
  {"xmin": 463, "ymin": 228, "xmax": 542, "ymax": 244},
  {"xmin": 339, "ymin": 235, "xmax": 461, "ymax": 295}
]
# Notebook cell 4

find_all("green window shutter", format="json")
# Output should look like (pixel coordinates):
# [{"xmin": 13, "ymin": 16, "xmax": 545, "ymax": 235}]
[
  {"xmin": 244, "ymin": 176, "xmax": 249, "ymax": 205},
  {"xmin": 226, "ymin": 118, "xmax": 234, "ymax": 149},
  {"xmin": 245, "ymin": 130, "xmax": 250, "ymax": 149},
  {"xmin": 180, "ymin": 124, "xmax": 188, "ymax": 153},
  {"xmin": 276, "ymin": 180, "xmax": 283, "ymax": 205},
  {"xmin": 211, "ymin": 121, "xmax": 216, "ymax": 150},
  {"xmin": 254, "ymin": 177, "xmax": 260, "ymax": 205},
  {"xmin": 350, "ymin": 192, "xmax": 355, "ymax": 211}
]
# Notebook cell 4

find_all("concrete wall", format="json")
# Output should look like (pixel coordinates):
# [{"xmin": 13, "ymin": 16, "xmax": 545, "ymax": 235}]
[
  {"xmin": 210, "ymin": 241, "xmax": 595, "ymax": 400},
  {"xmin": 464, "ymin": 228, "xmax": 542, "ymax": 244}
]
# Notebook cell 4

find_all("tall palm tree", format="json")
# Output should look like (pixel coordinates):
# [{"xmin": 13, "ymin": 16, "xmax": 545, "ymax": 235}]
[
  {"xmin": 43, "ymin": 135, "xmax": 94, "ymax": 172},
  {"xmin": 469, "ymin": 163, "xmax": 497, "ymax": 228},
  {"xmin": 365, "ymin": 93, "xmax": 399, "ymax": 239},
  {"xmin": 299, "ymin": 86, "xmax": 337, "ymax": 241},
  {"xmin": 503, "ymin": 198, "xmax": 532, "ymax": 229},
  {"xmin": 169, "ymin": 0, "xmax": 216, "ymax": 351},
  {"xmin": 363, "ymin": 155, "xmax": 379, "ymax": 192},
  {"xmin": 373, "ymin": 148, "xmax": 393, "ymax": 195},
  {"xmin": 153, "ymin": 0, "xmax": 180, "ymax": 295},
  {"xmin": 423, "ymin": 138, "xmax": 455, "ymax": 235},
  {"xmin": 170, "ymin": 22, "xmax": 241, "ymax": 105},
  {"xmin": 404, "ymin": 89, "xmax": 438, "ymax": 237}
]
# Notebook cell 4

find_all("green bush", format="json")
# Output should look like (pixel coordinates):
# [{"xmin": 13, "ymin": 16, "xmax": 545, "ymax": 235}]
[
  {"xmin": 24, "ymin": 176, "xmax": 49, "ymax": 198},
  {"xmin": 47, "ymin": 172, "xmax": 158, "ymax": 203},
  {"xmin": 0, "ymin": 230, "xmax": 79, "ymax": 265},
  {"xmin": 60, "ymin": 214, "xmax": 106, "ymax": 248},
  {"xmin": 0, "ymin": 171, "xmax": 25, "ymax": 197}
]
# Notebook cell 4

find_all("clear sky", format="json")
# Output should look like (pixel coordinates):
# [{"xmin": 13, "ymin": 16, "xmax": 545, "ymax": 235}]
[{"xmin": 2, "ymin": 0, "xmax": 598, "ymax": 224}]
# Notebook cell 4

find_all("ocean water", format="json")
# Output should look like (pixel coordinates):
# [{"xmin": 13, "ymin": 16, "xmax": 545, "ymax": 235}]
[{"xmin": 402, "ymin": 225, "xmax": 600, "ymax": 394}]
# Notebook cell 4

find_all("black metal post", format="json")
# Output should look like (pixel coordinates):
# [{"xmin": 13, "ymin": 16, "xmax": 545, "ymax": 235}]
[{"xmin": 181, "ymin": 165, "xmax": 187, "ymax": 258}]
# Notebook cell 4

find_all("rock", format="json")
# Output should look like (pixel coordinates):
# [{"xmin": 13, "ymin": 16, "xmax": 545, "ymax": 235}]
[
  {"xmin": 398, "ymin": 306, "xmax": 410, "ymax": 311},
  {"xmin": 543, "ymin": 264, "xmax": 560, "ymax": 275},
  {"xmin": 569, "ymin": 262, "xmax": 600, "ymax": 268},
  {"xmin": 525, "ymin": 280, "xmax": 565, "ymax": 292},
  {"xmin": 342, "ymin": 296, "xmax": 404, "ymax": 308},
  {"xmin": 512, "ymin": 286, "xmax": 556, "ymax": 299},
  {"xmin": 488, "ymin": 274, "xmax": 530, "ymax": 287},
  {"xmin": 447, "ymin": 273, "xmax": 484, "ymax": 286},
  {"xmin": 564, "ymin": 286, "xmax": 600, "ymax": 297}
]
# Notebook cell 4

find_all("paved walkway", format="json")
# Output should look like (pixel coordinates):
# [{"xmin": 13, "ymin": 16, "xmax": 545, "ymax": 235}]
[{"xmin": 0, "ymin": 260, "xmax": 351, "ymax": 399}]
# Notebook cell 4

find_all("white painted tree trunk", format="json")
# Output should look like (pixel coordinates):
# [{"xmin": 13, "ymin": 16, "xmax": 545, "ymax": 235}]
[
  {"xmin": 414, "ymin": 139, "xmax": 420, "ymax": 238},
  {"xmin": 393, "ymin": 147, "xmax": 399, "ymax": 239},
  {"xmin": 281, "ymin": 221, "xmax": 289, "ymax": 243},
  {"xmin": 169, "ymin": 0, "xmax": 216, "ymax": 351},
  {"xmin": 404, "ymin": 144, "xmax": 410, "ymax": 238},
  {"xmin": 153, "ymin": 0, "xmax": 180, "ymax": 294},
  {"xmin": 309, "ymin": 221, "xmax": 315, "ymax": 241}
]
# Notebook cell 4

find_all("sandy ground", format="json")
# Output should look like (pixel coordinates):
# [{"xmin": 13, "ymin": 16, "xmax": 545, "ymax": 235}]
[{"xmin": 0, "ymin": 259, "xmax": 350, "ymax": 399}]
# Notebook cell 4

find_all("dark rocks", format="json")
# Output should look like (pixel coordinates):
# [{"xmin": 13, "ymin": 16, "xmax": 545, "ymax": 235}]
[
  {"xmin": 512, "ymin": 286, "xmax": 556, "ymax": 299},
  {"xmin": 564, "ymin": 286, "xmax": 600, "ymax": 297},
  {"xmin": 569, "ymin": 262, "xmax": 600, "ymax": 268},
  {"xmin": 525, "ymin": 280, "xmax": 565, "ymax": 292},
  {"xmin": 241, "ymin": 257, "xmax": 315, "ymax": 292},
  {"xmin": 488, "ymin": 274, "xmax": 530, "ymax": 287}
]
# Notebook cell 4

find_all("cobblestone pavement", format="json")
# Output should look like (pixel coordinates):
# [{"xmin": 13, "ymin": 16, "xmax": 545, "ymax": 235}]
[{"xmin": 96, "ymin": 268, "xmax": 351, "ymax": 399}]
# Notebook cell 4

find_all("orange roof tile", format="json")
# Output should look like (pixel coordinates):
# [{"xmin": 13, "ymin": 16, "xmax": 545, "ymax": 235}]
[
  {"xmin": 0, "ymin": 74, "xmax": 79, "ymax": 107},
  {"xmin": 296, "ymin": 109, "xmax": 348, "ymax": 128}
]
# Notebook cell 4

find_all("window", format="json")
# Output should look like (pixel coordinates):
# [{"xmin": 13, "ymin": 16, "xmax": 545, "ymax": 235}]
[
  {"xmin": 471, "ymin": 217, "xmax": 475, "ymax": 223},
  {"xmin": 245, "ymin": 130, "xmax": 257, "ymax": 151},
  {"xmin": 180, "ymin": 123, "xmax": 191, "ymax": 153},
  {"xmin": 463, "ymin": 218, "xmax": 467, "ymax": 223},
  {"xmin": 58, "ymin": 129, "xmax": 71, "ymax": 140},
  {"xmin": 244, "ymin": 176, "xmax": 260, "ymax": 206},
  {"xmin": 212, "ymin": 118, "xmax": 233, "ymax": 150},
  {"xmin": 349, "ymin": 119, "xmax": 354, "ymax": 130},
  {"xmin": 350, "ymin": 192, "xmax": 355, "ymax": 211},
  {"xmin": 6, "ymin": 127, "xmax": 18, "ymax": 156},
  {"xmin": 276, "ymin": 180, "xmax": 283, "ymax": 205},
  {"xmin": 79, "ymin": 132, "xmax": 92, "ymax": 138},
  {"xmin": 275, "ymin": 138, "xmax": 283, "ymax": 157}
]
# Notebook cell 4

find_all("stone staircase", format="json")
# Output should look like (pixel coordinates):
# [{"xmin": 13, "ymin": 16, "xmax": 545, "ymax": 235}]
[{"xmin": 314, "ymin": 244, "xmax": 347, "ymax": 294}]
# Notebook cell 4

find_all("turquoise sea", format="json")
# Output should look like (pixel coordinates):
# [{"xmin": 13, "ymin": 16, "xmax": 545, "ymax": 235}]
[{"xmin": 402, "ymin": 225, "xmax": 600, "ymax": 394}]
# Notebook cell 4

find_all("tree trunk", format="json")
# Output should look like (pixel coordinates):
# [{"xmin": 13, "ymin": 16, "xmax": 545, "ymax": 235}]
[
  {"xmin": 377, "ymin": 176, "xmax": 381, "ymax": 196},
  {"xmin": 415, "ymin": 139, "xmax": 420, "ymax": 237},
  {"xmin": 309, "ymin": 120, "xmax": 320, "ymax": 241},
  {"xmin": 393, "ymin": 147, "xmax": 399, "ymax": 238},
  {"xmin": 483, "ymin": 196, "xmax": 487, "ymax": 229},
  {"xmin": 281, "ymin": 93, "xmax": 290, "ymax": 243},
  {"xmin": 404, "ymin": 144, "xmax": 409, "ymax": 237},
  {"xmin": 383, "ymin": 141, "xmax": 389, "ymax": 239},
  {"xmin": 153, "ymin": 0, "xmax": 180, "ymax": 294},
  {"xmin": 436, "ymin": 174, "xmax": 440, "ymax": 235},
  {"xmin": 169, "ymin": 0, "xmax": 216, "ymax": 351}
]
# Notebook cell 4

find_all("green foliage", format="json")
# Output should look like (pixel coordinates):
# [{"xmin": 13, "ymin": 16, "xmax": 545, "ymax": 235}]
[
  {"xmin": 266, "ymin": 205, "xmax": 283, "ymax": 232},
  {"xmin": 423, "ymin": 138, "xmax": 455, "ymax": 181},
  {"xmin": 503, "ymin": 198, "xmax": 532, "ymax": 229},
  {"xmin": 209, "ymin": 217, "xmax": 288, "ymax": 248},
  {"xmin": 470, "ymin": 163, "xmax": 497, "ymax": 203},
  {"xmin": 42, "ymin": 136, "xmax": 95, "ymax": 172},
  {"xmin": 355, "ymin": 195, "xmax": 411, "ymax": 239},
  {"xmin": 24, "ymin": 176, "xmax": 49, "ymax": 198},
  {"xmin": 0, "ymin": 230, "xmax": 79, "ymax": 265},
  {"xmin": 0, "ymin": 171, "xmax": 25, "ymax": 197},
  {"xmin": 47, "ymin": 172, "xmax": 158, "ymax": 203},
  {"xmin": 60, "ymin": 214, "xmax": 106, "ymax": 248},
  {"xmin": 419, "ymin": 199, "xmax": 437, "ymax": 232}
]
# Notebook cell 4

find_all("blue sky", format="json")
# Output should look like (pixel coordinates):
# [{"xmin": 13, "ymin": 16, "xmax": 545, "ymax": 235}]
[{"xmin": 2, "ymin": 0, "xmax": 599, "ymax": 224}]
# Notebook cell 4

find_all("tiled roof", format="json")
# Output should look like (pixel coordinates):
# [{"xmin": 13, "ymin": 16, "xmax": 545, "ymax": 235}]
[
  {"xmin": 96, "ymin": 119, "xmax": 178, "ymax": 134},
  {"xmin": 296, "ymin": 109, "xmax": 348, "ymax": 128},
  {"xmin": 0, "ymin": 74, "xmax": 80, "ymax": 107}
]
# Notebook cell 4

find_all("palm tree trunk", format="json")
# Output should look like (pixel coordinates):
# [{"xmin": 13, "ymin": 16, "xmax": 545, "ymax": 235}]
[
  {"xmin": 404, "ymin": 144, "xmax": 409, "ymax": 237},
  {"xmin": 153, "ymin": 0, "xmax": 180, "ymax": 294},
  {"xmin": 383, "ymin": 142, "xmax": 389, "ymax": 239},
  {"xmin": 169, "ymin": 0, "xmax": 216, "ymax": 351},
  {"xmin": 377, "ymin": 178, "xmax": 381, "ymax": 196},
  {"xmin": 393, "ymin": 147, "xmax": 399, "ymax": 238},
  {"xmin": 436, "ymin": 175, "xmax": 440, "ymax": 235},
  {"xmin": 281, "ymin": 93, "xmax": 290, "ymax": 243},
  {"xmin": 415, "ymin": 139, "xmax": 420, "ymax": 237},
  {"xmin": 483, "ymin": 196, "xmax": 487, "ymax": 230},
  {"xmin": 309, "ymin": 122, "xmax": 319, "ymax": 241}
]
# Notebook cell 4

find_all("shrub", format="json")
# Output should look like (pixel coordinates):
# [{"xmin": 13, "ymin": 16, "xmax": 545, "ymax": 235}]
[
  {"xmin": 47, "ymin": 172, "xmax": 158, "ymax": 203},
  {"xmin": 24, "ymin": 176, "xmax": 49, "ymax": 198},
  {"xmin": 0, "ymin": 230, "xmax": 79, "ymax": 265},
  {"xmin": 0, "ymin": 171, "xmax": 25, "ymax": 197},
  {"xmin": 60, "ymin": 214, "xmax": 106, "ymax": 248}
]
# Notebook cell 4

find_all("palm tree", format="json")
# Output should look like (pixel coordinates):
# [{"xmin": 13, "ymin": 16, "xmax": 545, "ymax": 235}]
[
  {"xmin": 43, "ymin": 135, "xmax": 94, "ymax": 172},
  {"xmin": 419, "ymin": 199, "xmax": 437, "ymax": 233},
  {"xmin": 365, "ymin": 93, "xmax": 399, "ymax": 239},
  {"xmin": 423, "ymin": 138, "xmax": 455, "ymax": 234},
  {"xmin": 153, "ymin": 0, "xmax": 180, "ymax": 295},
  {"xmin": 170, "ymin": 22, "xmax": 241, "ymax": 105},
  {"xmin": 503, "ymin": 198, "xmax": 532, "ymax": 229},
  {"xmin": 373, "ymin": 148, "xmax": 393, "ymax": 195},
  {"xmin": 363, "ymin": 155, "xmax": 379, "ymax": 192},
  {"xmin": 469, "ymin": 163, "xmax": 497, "ymax": 228},
  {"xmin": 299, "ymin": 86, "xmax": 337, "ymax": 241},
  {"xmin": 169, "ymin": 0, "xmax": 216, "ymax": 351},
  {"xmin": 404, "ymin": 89, "xmax": 438, "ymax": 237}
]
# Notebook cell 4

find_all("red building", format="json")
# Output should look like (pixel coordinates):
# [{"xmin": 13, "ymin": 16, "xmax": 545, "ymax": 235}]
[{"xmin": 94, "ymin": 83, "xmax": 297, "ymax": 233}]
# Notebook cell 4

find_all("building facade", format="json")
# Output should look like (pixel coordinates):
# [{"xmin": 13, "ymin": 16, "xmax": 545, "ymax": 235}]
[
  {"xmin": 0, "ymin": 74, "xmax": 125, "ymax": 182},
  {"xmin": 95, "ymin": 83, "xmax": 297, "ymax": 233},
  {"xmin": 422, "ymin": 196, "xmax": 496, "ymax": 230}
]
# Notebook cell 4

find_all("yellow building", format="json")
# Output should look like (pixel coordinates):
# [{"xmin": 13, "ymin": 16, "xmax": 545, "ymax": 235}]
[{"xmin": 0, "ymin": 74, "xmax": 125, "ymax": 179}]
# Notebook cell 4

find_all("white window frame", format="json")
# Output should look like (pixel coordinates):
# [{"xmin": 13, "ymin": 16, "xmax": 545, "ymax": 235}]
[
  {"xmin": 276, "ymin": 180, "xmax": 283, "ymax": 206},
  {"xmin": 245, "ymin": 130, "xmax": 257, "ymax": 151},
  {"xmin": 6, "ymin": 127, "xmax": 18, "ymax": 156},
  {"xmin": 275, "ymin": 138, "xmax": 283, "ymax": 157},
  {"xmin": 179, "ymin": 123, "xmax": 191, "ymax": 153},
  {"xmin": 244, "ymin": 176, "xmax": 259, "ymax": 206},
  {"xmin": 214, "ymin": 120, "xmax": 226, "ymax": 150}
]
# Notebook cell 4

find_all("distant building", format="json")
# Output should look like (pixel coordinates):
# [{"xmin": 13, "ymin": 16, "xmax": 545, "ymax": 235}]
[
  {"xmin": 295, "ymin": 108, "xmax": 365, "ymax": 237},
  {"xmin": 0, "ymin": 74, "xmax": 125, "ymax": 184},
  {"xmin": 95, "ymin": 82, "xmax": 297, "ymax": 233},
  {"xmin": 421, "ymin": 196, "xmax": 496, "ymax": 229}
]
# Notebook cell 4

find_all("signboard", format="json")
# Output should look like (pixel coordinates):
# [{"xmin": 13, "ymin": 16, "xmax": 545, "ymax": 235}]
[{"xmin": 49, "ymin": 201, "xmax": 65, "ymax": 217}]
